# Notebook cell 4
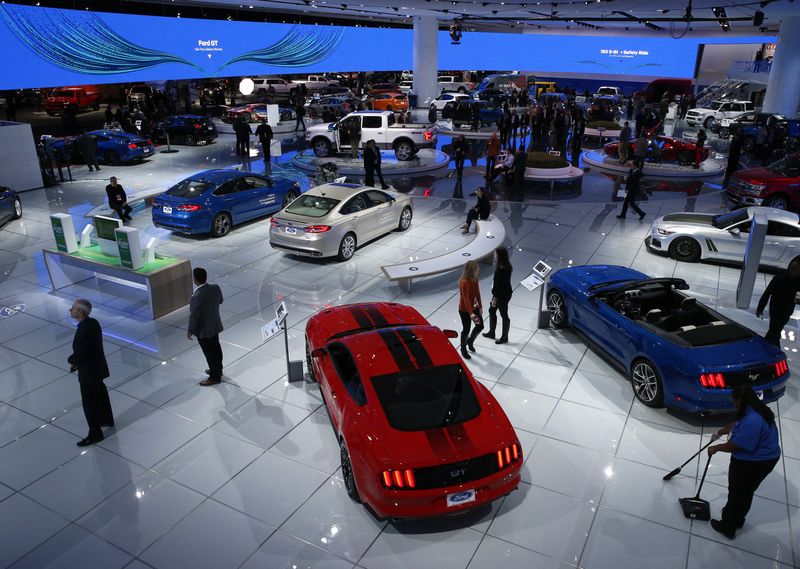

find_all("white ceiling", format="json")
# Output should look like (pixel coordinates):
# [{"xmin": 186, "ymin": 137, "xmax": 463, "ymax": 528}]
[{"xmin": 138, "ymin": 0, "xmax": 795, "ymax": 35}]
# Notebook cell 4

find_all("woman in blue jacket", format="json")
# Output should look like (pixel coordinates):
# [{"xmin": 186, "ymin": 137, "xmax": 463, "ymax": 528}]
[{"xmin": 707, "ymin": 384, "xmax": 781, "ymax": 539}]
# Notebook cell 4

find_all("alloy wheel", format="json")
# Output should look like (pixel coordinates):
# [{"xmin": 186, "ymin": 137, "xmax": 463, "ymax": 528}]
[
  {"xmin": 548, "ymin": 292, "xmax": 565, "ymax": 327},
  {"xmin": 632, "ymin": 362, "xmax": 658, "ymax": 403}
]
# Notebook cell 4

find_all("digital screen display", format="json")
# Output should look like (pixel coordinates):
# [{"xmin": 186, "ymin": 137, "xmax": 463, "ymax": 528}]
[
  {"xmin": 94, "ymin": 215, "xmax": 122, "ymax": 241},
  {"xmin": 0, "ymin": 4, "xmax": 775, "ymax": 89}
]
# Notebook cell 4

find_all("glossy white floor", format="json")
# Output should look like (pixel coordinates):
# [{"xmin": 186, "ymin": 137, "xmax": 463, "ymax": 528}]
[{"xmin": 1, "ymin": 139, "xmax": 799, "ymax": 569}]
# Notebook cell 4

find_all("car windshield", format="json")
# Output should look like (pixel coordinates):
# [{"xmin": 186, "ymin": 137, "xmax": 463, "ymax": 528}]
[
  {"xmin": 130, "ymin": 87, "xmax": 149, "ymax": 93},
  {"xmin": 167, "ymin": 179, "xmax": 213, "ymax": 197},
  {"xmin": 371, "ymin": 364, "xmax": 481, "ymax": 431},
  {"xmin": 767, "ymin": 156, "xmax": 800, "ymax": 177},
  {"xmin": 50, "ymin": 90, "xmax": 74, "ymax": 97},
  {"xmin": 284, "ymin": 194, "xmax": 340, "ymax": 218},
  {"xmin": 713, "ymin": 209, "xmax": 750, "ymax": 229}
]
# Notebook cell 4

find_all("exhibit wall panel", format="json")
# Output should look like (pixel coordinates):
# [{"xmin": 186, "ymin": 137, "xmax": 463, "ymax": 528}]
[
  {"xmin": 0, "ymin": 3, "xmax": 775, "ymax": 89},
  {"xmin": 0, "ymin": 122, "xmax": 44, "ymax": 191}
]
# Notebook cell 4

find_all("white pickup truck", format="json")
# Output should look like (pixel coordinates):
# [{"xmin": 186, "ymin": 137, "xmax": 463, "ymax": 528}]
[
  {"xmin": 438, "ymin": 76, "xmax": 474, "ymax": 93},
  {"xmin": 305, "ymin": 110, "xmax": 437, "ymax": 161},
  {"xmin": 291, "ymin": 75, "xmax": 340, "ymax": 91},
  {"xmin": 685, "ymin": 99, "xmax": 755, "ymax": 129}
]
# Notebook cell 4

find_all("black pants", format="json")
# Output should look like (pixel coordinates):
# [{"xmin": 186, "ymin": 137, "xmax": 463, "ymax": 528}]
[
  {"xmin": 79, "ymin": 378, "xmax": 113, "ymax": 439},
  {"xmin": 366, "ymin": 164, "xmax": 387, "ymax": 188},
  {"xmin": 295, "ymin": 116, "xmax": 306, "ymax": 131},
  {"xmin": 260, "ymin": 138, "xmax": 271, "ymax": 161},
  {"xmin": 236, "ymin": 136, "xmax": 249, "ymax": 156},
  {"xmin": 454, "ymin": 156, "xmax": 465, "ymax": 178},
  {"xmin": 619, "ymin": 191, "xmax": 644, "ymax": 218},
  {"xmin": 487, "ymin": 296, "xmax": 511, "ymax": 336},
  {"xmin": 198, "ymin": 334, "xmax": 224, "ymax": 380},
  {"xmin": 459, "ymin": 310, "xmax": 484, "ymax": 348},
  {"xmin": 465, "ymin": 208, "xmax": 485, "ymax": 230},
  {"xmin": 719, "ymin": 456, "xmax": 779, "ymax": 532},
  {"xmin": 82, "ymin": 151, "xmax": 100, "ymax": 171},
  {"xmin": 111, "ymin": 203, "xmax": 133, "ymax": 220},
  {"xmin": 766, "ymin": 311, "xmax": 791, "ymax": 346},
  {"xmin": 485, "ymin": 155, "xmax": 496, "ymax": 179}
]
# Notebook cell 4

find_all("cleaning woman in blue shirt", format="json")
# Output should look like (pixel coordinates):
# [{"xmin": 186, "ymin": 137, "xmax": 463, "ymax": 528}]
[{"xmin": 707, "ymin": 384, "xmax": 781, "ymax": 540}]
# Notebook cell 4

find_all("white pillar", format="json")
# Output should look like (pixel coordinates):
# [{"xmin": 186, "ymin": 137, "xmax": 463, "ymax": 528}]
[
  {"xmin": 412, "ymin": 16, "xmax": 438, "ymax": 109},
  {"xmin": 762, "ymin": 16, "xmax": 800, "ymax": 117}
]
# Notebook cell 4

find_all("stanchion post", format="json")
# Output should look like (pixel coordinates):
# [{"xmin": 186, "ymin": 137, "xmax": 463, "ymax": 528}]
[{"xmin": 160, "ymin": 131, "xmax": 179, "ymax": 154}]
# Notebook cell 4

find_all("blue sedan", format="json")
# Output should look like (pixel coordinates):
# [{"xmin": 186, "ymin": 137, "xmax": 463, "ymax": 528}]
[
  {"xmin": 49, "ymin": 130, "xmax": 155, "ymax": 165},
  {"xmin": 0, "ymin": 186, "xmax": 22, "ymax": 226},
  {"xmin": 546, "ymin": 265, "xmax": 789, "ymax": 413},
  {"xmin": 152, "ymin": 170, "xmax": 302, "ymax": 237}
]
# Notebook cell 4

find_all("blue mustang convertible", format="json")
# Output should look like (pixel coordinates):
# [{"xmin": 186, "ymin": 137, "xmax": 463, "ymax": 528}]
[
  {"xmin": 546, "ymin": 265, "xmax": 789, "ymax": 413},
  {"xmin": 48, "ymin": 130, "xmax": 155, "ymax": 165},
  {"xmin": 152, "ymin": 169, "xmax": 302, "ymax": 237}
]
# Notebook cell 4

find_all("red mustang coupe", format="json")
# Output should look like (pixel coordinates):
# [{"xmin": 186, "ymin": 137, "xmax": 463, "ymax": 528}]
[
  {"xmin": 305, "ymin": 302, "xmax": 522, "ymax": 520},
  {"xmin": 604, "ymin": 135, "xmax": 709, "ymax": 166}
]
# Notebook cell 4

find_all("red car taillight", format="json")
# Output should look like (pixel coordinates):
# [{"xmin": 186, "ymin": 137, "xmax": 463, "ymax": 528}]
[
  {"xmin": 497, "ymin": 442, "xmax": 522, "ymax": 469},
  {"xmin": 775, "ymin": 359, "xmax": 788, "ymax": 376},
  {"xmin": 424, "ymin": 131, "xmax": 433, "ymax": 141},
  {"xmin": 699, "ymin": 372, "xmax": 727, "ymax": 389},
  {"xmin": 270, "ymin": 218, "xmax": 279, "ymax": 227},
  {"xmin": 193, "ymin": 123, "xmax": 203, "ymax": 129},
  {"xmin": 128, "ymin": 143, "xmax": 138, "ymax": 149},
  {"xmin": 176, "ymin": 204, "xmax": 202, "ymax": 212},
  {"xmin": 304, "ymin": 225, "xmax": 332, "ymax": 233},
  {"xmin": 381, "ymin": 469, "xmax": 416, "ymax": 489}
]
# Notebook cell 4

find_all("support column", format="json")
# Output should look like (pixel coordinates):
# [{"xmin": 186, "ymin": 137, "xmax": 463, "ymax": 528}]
[
  {"xmin": 762, "ymin": 16, "xmax": 800, "ymax": 117},
  {"xmin": 412, "ymin": 16, "xmax": 438, "ymax": 109}
]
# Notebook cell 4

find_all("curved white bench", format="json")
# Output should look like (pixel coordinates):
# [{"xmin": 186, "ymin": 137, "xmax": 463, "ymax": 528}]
[
  {"xmin": 381, "ymin": 216, "xmax": 507, "ymax": 292},
  {"xmin": 84, "ymin": 187, "xmax": 165, "ymax": 219}
]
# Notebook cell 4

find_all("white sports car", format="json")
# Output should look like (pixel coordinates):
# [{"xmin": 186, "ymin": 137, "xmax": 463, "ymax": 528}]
[
  {"xmin": 430, "ymin": 92, "xmax": 469, "ymax": 111},
  {"xmin": 645, "ymin": 207, "xmax": 800, "ymax": 269}
]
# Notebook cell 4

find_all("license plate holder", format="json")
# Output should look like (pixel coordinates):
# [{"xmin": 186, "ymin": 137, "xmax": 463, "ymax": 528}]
[
  {"xmin": 162, "ymin": 206, "xmax": 173, "ymax": 214},
  {"xmin": 285, "ymin": 227, "xmax": 297, "ymax": 235},
  {"xmin": 446, "ymin": 489, "xmax": 476, "ymax": 508}
]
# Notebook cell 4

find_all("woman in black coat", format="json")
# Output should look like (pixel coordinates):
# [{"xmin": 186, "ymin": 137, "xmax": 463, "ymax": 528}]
[
  {"xmin": 461, "ymin": 187, "xmax": 490, "ymax": 234},
  {"xmin": 483, "ymin": 247, "xmax": 513, "ymax": 343}
]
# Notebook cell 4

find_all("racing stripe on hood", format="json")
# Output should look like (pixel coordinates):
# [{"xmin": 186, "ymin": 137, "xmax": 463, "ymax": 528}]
[
  {"xmin": 363, "ymin": 305, "xmax": 390, "ymax": 328},
  {"xmin": 395, "ymin": 327, "xmax": 433, "ymax": 368},
  {"xmin": 348, "ymin": 306, "xmax": 372, "ymax": 329},
  {"xmin": 377, "ymin": 329, "xmax": 414, "ymax": 371}
]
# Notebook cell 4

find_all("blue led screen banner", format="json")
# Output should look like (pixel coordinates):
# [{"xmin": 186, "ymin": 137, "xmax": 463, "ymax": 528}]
[{"xmin": 0, "ymin": 4, "xmax": 775, "ymax": 89}]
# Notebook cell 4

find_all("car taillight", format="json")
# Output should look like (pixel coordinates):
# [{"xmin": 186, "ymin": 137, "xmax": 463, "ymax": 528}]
[
  {"xmin": 270, "ymin": 218, "xmax": 279, "ymax": 227},
  {"xmin": 775, "ymin": 359, "xmax": 788, "ymax": 376},
  {"xmin": 497, "ymin": 442, "xmax": 522, "ymax": 469},
  {"xmin": 304, "ymin": 225, "xmax": 332, "ymax": 233},
  {"xmin": 194, "ymin": 123, "xmax": 203, "ymax": 129},
  {"xmin": 424, "ymin": 131, "xmax": 433, "ymax": 141},
  {"xmin": 381, "ymin": 469, "xmax": 416, "ymax": 489},
  {"xmin": 128, "ymin": 143, "xmax": 138, "ymax": 149},
  {"xmin": 176, "ymin": 204, "xmax": 202, "ymax": 212},
  {"xmin": 699, "ymin": 372, "xmax": 727, "ymax": 389}
]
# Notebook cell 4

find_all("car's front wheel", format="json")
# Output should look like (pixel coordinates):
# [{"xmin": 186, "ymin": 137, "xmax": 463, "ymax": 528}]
[
  {"xmin": 305, "ymin": 339, "xmax": 316, "ymax": 383},
  {"xmin": 763, "ymin": 195, "xmax": 788, "ymax": 210},
  {"xmin": 11, "ymin": 197, "xmax": 22, "ymax": 220},
  {"xmin": 340, "ymin": 440, "xmax": 361, "ymax": 502},
  {"xmin": 547, "ymin": 290, "xmax": 568, "ymax": 329},
  {"xmin": 397, "ymin": 206, "xmax": 412, "ymax": 231},
  {"xmin": 742, "ymin": 136, "xmax": 756, "ymax": 153},
  {"xmin": 394, "ymin": 141, "xmax": 414, "ymax": 161},
  {"xmin": 337, "ymin": 233, "xmax": 357, "ymax": 261},
  {"xmin": 211, "ymin": 212, "xmax": 232, "ymax": 237},
  {"xmin": 312, "ymin": 138, "xmax": 332, "ymax": 158},
  {"xmin": 103, "ymin": 151, "xmax": 121, "ymax": 166},
  {"xmin": 703, "ymin": 116, "xmax": 714, "ymax": 129},
  {"xmin": 669, "ymin": 237, "xmax": 701, "ymax": 262},
  {"xmin": 631, "ymin": 359, "xmax": 664, "ymax": 407},
  {"xmin": 184, "ymin": 134, "xmax": 196, "ymax": 146}
]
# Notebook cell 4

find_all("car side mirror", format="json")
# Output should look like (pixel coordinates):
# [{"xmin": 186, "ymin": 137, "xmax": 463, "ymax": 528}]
[
  {"xmin": 730, "ymin": 228, "xmax": 740, "ymax": 236},
  {"xmin": 311, "ymin": 347, "xmax": 327, "ymax": 358}
]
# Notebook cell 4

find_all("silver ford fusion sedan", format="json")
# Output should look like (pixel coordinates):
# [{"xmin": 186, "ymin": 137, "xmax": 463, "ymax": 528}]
[
  {"xmin": 269, "ymin": 182, "xmax": 413, "ymax": 261},
  {"xmin": 645, "ymin": 206, "xmax": 800, "ymax": 268}
]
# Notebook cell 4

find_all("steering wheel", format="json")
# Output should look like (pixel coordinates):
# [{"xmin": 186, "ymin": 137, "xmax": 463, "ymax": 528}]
[{"xmin": 615, "ymin": 300, "xmax": 641, "ymax": 319}]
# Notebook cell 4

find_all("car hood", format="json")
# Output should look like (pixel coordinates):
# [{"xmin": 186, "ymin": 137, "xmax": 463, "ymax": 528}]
[
  {"xmin": 658, "ymin": 213, "xmax": 716, "ymax": 227},
  {"xmin": 734, "ymin": 167, "xmax": 791, "ymax": 183},
  {"xmin": 371, "ymin": 382, "xmax": 517, "ymax": 469},
  {"xmin": 306, "ymin": 122, "xmax": 335, "ymax": 134}
]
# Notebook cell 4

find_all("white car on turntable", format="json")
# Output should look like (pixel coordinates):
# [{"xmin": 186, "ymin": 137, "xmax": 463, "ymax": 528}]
[{"xmin": 646, "ymin": 207, "xmax": 800, "ymax": 268}]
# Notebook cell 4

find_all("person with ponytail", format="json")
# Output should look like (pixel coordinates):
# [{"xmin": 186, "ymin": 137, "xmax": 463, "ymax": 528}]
[{"xmin": 707, "ymin": 384, "xmax": 781, "ymax": 539}]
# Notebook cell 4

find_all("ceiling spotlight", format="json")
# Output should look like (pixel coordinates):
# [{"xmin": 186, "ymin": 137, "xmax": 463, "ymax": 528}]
[
  {"xmin": 712, "ymin": 7, "xmax": 730, "ymax": 31},
  {"xmin": 683, "ymin": 0, "xmax": 692, "ymax": 21},
  {"xmin": 753, "ymin": 10, "xmax": 764, "ymax": 26}
]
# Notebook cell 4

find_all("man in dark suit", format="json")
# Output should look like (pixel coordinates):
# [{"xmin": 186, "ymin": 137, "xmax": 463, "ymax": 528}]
[
  {"xmin": 106, "ymin": 177, "xmax": 132, "ymax": 221},
  {"xmin": 363, "ymin": 139, "xmax": 389, "ymax": 190},
  {"xmin": 255, "ymin": 118, "xmax": 273, "ymax": 162},
  {"xmin": 78, "ymin": 133, "xmax": 101, "ymax": 172},
  {"xmin": 188, "ymin": 267, "xmax": 225, "ymax": 386},
  {"xmin": 617, "ymin": 159, "xmax": 646, "ymax": 220},
  {"xmin": 757, "ymin": 259, "xmax": 800, "ymax": 346},
  {"xmin": 68, "ymin": 299, "xmax": 114, "ymax": 447}
]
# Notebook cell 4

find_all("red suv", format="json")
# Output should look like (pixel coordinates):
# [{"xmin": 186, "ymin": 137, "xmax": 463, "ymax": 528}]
[{"xmin": 727, "ymin": 154, "xmax": 800, "ymax": 210}]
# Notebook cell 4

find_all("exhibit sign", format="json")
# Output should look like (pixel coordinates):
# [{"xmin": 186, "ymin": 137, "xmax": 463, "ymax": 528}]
[
  {"xmin": 50, "ymin": 213, "xmax": 78, "ymax": 254},
  {"xmin": 94, "ymin": 215, "xmax": 123, "ymax": 256},
  {"xmin": 0, "ymin": 3, "xmax": 775, "ymax": 89},
  {"xmin": 261, "ymin": 318, "xmax": 282, "ymax": 342},
  {"xmin": 115, "ymin": 226, "xmax": 143, "ymax": 270},
  {"xmin": 520, "ymin": 260, "xmax": 553, "ymax": 292}
]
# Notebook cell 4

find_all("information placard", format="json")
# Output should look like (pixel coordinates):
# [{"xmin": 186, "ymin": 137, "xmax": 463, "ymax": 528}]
[{"xmin": 520, "ymin": 260, "xmax": 552, "ymax": 292}]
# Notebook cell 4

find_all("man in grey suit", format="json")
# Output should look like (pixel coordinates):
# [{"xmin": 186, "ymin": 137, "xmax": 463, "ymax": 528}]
[{"xmin": 187, "ymin": 267, "xmax": 225, "ymax": 386}]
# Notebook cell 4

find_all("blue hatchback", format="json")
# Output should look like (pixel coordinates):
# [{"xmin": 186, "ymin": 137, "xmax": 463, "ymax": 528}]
[
  {"xmin": 152, "ymin": 170, "xmax": 302, "ymax": 237},
  {"xmin": 546, "ymin": 265, "xmax": 789, "ymax": 414}
]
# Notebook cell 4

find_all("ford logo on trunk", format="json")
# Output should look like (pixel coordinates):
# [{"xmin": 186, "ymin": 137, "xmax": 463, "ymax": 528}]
[
  {"xmin": 449, "ymin": 492, "xmax": 472, "ymax": 503},
  {"xmin": 748, "ymin": 373, "xmax": 760, "ymax": 382}
]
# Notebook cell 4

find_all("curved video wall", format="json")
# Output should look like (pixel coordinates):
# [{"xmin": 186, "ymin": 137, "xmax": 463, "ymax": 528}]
[{"xmin": 0, "ymin": 3, "xmax": 775, "ymax": 89}]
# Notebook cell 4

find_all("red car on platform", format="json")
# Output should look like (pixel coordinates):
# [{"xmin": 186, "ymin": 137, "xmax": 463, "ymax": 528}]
[
  {"xmin": 604, "ymin": 134, "xmax": 710, "ymax": 166},
  {"xmin": 305, "ymin": 302, "xmax": 522, "ymax": 520}
]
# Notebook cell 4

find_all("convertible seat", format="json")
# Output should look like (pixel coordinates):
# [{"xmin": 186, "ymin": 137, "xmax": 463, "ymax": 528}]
[{"xmin": 662, "ymin": 297, "xmax": 700, "ymax": 332}]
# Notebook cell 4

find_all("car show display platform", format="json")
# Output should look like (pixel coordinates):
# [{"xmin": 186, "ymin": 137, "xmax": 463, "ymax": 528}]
[
  {"xmin": 582, "ymin": 150, "xmax": 726, "ymax": 179},
  {"xmin": 290, "ymin": 148, "xmax": 450, "ymax": 176}
]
